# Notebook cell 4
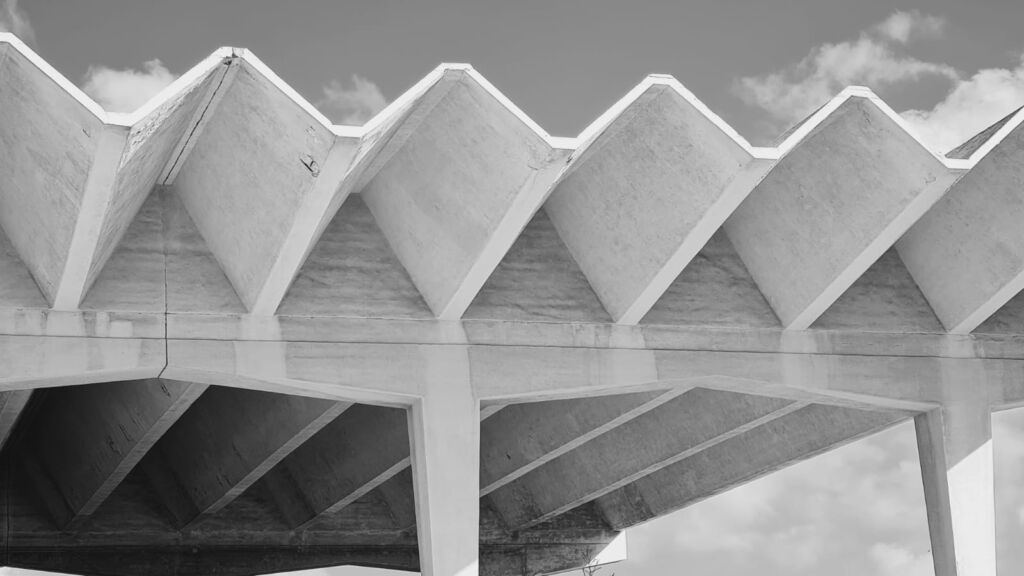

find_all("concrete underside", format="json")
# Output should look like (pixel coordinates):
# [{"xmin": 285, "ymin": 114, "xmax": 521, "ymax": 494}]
[{"xmin": 0, "ymin": 36, "xmax": 1021, "ymax": 576}]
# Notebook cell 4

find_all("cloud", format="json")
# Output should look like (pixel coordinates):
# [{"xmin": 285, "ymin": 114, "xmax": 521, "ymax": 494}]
[
  {"xmin": 734, "ymin": 10, "xmax": 1024, "ymax": 154},
  {"xmin": 82, "ymin": 60, "xmax": 178, "ymax": 113},
  {"xmin": 0, "ymin": 0, "xmax": 35, "ymax": 45},
  {"xmin": 875, "ymin": 10, "xmax": 945, "ymax": 44},
  {"xmin": 733, "ymin": 11, "xmax": 957, "ymax": 127},
  {"xmin": 901, "ymin": 56, "xmax": 1024, "ymax": 153},
  {"xmin": 619, "ymin": 421, "xmax": 934, "ymax": 576},
  {"xmin": 869, "ymin": 542, "xmax": 933, "ymax": 576},
  {"xmin": 319, "ymin": 75, "xmax": 387, "ymax": 125}
]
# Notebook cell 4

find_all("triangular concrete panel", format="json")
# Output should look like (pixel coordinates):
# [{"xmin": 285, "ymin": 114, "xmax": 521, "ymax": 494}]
[
  {"xmin": 641, "ymin": 230, "xmax": 778, "ymax": 328},
  {"xmin": 163, "ymin": 189, "xmax": 247, "ymax": 314},
  {"xmin": 975, "ymin": 291, "xmax": 1024, "ymax": 334},
  {"xmin": 813, "ymin": 248, "xmax": 943, "ymax": 333},
  {"xmin": 278, "ymin": 194, "xmax": 432, "ymax": 318},
  {"xmin": 0, "ymin": 222, "xmax": 48, "ymax": 309},
  {"xmin": 465, "ymin": 209, "xmax": 611, "ymax": 323},
  {"xmin": 81, "ymin": 191, "xmax": 166, "ymax": 312}
]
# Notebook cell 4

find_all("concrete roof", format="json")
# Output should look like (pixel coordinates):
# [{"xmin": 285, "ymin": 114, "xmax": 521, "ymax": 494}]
[{"xmin": 1, "ymin": 33, "xmax": 1022, "ymax": 334}]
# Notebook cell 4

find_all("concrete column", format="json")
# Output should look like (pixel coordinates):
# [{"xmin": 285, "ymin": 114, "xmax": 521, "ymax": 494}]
[
  {"xmin": 915, "ymin": 397, "xmax": 996, "ymax": 576},
  {"xmin": 409, "ymin": 347, "xmax": 480, "ymax": 576}
]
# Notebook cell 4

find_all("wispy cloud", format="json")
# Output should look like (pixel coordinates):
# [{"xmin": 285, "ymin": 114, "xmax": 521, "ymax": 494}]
[
  {"xmin": 319, "ymin": 75, "xmax": 387, "ymax": 125},
  {"xmin": 82, "ymin": 59, "xmax": 178, "ymax": 113},
  {"xmin": 733, "ymin": 11, "xmax": 957, "ymax": 127},
  {"xmin": 902, "ymin": 56, "xmax": 1024, "ymax": 153},
  {"xmin": 0, "ymin": 0, "xmax": 35, "ymax": 45},
  {"xmin": 733, "ymin": 10, "xmax": 1024, "ymax": 154}
]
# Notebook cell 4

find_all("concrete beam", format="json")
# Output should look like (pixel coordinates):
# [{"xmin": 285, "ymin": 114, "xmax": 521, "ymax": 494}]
[
  {"xmin": 170, "ymin": 59, "xmax": 340, "ymax": 311},
  {"xmin": 77, "ymin": 59, "xmax": 234, "ymax": 307},
  {"xmin": 249, "ymin": 136, "xmax": 359, "ymax": 315},
  {"xmin": 360, "ymin": 70, "xmax": 563, "ymax": 319},
  {"xmin": 409, "ymin": 347, "xmax": 480, "ymax": 576},
  {"xmin": 51, "ymin": 124, "xmax": 129, "ymax": 310},
  {"xmin": 724, "ymin": 93, "xmax": 958, "ymax": 329},
  {"xmin": 916, "ymin": 401, "xmax": 996, "ymax": 576},
  {"xmin": 899, "ymin": 113, "xmax": 1024, "ymax": 333},
  {"xmin": 21, "ymin": 379, "xmax": 205, "ymax": 528},
  {"xmin": 261, "ymin": 404, "xmax": 409, "ymax": 529},
  {"xmin": 470, "ymin": 345, "xmax": 946, "ymax": 411},
  {"xmin": 163, "ymin": 339, "xmax": 427, "ymax": 406},
  {"xmin": 546, "ymin": 81, "xmax": 769, "ymax": 324},
  {"xmin": 487, "ymin": 388, "xmax": 803, "ymax": 530},
  {"xmin": 0, "ymin": 47, "xmax": 105, "ymax": 304},
  {"xmin": 480, "ymin": 389, "xmax": 684, "ymax": 495},
  {"xmin": 596, "ymin": 404, "xmax": 905, "ymax": 529},
  {"xmin": 0, "ymin": 336, "xmax": 165, "ymax": 393},
  {"xmin": 140, "ymin": 386, "xmax": 350, "ymax": 526}
]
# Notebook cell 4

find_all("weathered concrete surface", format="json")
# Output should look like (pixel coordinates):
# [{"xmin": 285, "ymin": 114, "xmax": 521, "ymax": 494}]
[
  {"xmin": 1, "ymin": 38, "xmax": 1023, "ymax": 576},
  {"xmin": 262, "ymin": 404, "xmax": 409, "ymax": 528},
  {"xmin": 74, "ymin": 71, "xmax": 222, "ymax": 309},
  {"xmin": 813, "ymin": 248, "xmax": 944, "ymax": 333},
  {"xmin": 0, "ymin": 389, "xmax": 29, "ymax": 449},
  {"xmin": 916, "ymin": 401, "xmax": 996, "ymax": 576},
  {"xmin": 361, "ymin": 73, "xmax": 558, "ymax": 319},
  {"xmin": 595, "ymin": 404, "xmax": 905, "ymax": 529},
  {"xmin": 465, "ymin": 209, "xmax": 610, "ymax": 323},
  {"xmin": 278, "ymin": 194, "xmax": 432, "ymax": 319},
  {"xmin": 172, "ymin": 61, "xmax": 335, "ymax": 311},
  {"xmin": 546, "ymin": 85, "xmax": 764, "ymax": 324},
  {"xmin": 0, "ymin": 48, "xmax": 101, "ymax": 303},
  {"xmin": 725, "ymin": 96, "xmax": 957, "ymax": 329},
  {"xmin": 408, "ymin": 347, "xmax": 479, "ymax": 576},
  {"xmin": 81, "ymin": 191, "xmax": 166, "ymax": 312},
  {"xmin": 488, "ymin": 389, "xmax": 800, "ymax": 530},
  {"xmin": 22, "ymin": 379, "xmax": 204, "ymax": 527},
  {"xmin": 900, "ymin": 118, "xmax": 1024, "ymax": 334},
  {"xmin": 140, "ymin": 387, "xmax": 350, "ymax": 526}
]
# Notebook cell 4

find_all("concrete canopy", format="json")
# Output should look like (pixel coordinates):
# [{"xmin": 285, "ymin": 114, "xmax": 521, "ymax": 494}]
[{"xmin": 0, "ymin": 33, "xmax": 1020, "ymax": 576}]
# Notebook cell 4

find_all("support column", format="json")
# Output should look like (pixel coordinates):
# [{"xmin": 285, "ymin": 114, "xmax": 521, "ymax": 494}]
[
  {"xmin": 409, "ymin": 346, "xmax": 479, "ymax": 576},
  {"xmin": 915, "ymin": 397, "xmax": 996, "ymax": 576}
]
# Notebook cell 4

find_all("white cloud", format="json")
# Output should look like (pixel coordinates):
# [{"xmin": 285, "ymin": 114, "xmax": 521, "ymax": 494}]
[
  {"xmin": 0, "ymin": 0, "xmax": 34, "ymax": 45},
  {"xmin": 82, "ymin": 59, "xmax": 178, "ymax": 113},
  {"xmin": 319, "ymin": 75, "xmax": 387, "ymax": 125},
  {"xmin": 901, "ymin": 56, "xmax": 1024, "ymax": 153},
  {"xmin": 869, "ymin": 542, "xmax": 933, "ymax": 576},
  {"xmin": 733, "ymin": 11, "xmax": 956, "ymax": 126},
  {"xmin": 875, "ymin": 11, "xmax": 945, "ymax": 44},
  {"xmin": 734, "ymin": 10, "xmax": 1024, "ymax": 155}
]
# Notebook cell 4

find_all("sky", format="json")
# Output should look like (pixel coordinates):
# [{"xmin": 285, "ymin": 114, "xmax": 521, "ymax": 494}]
[{"xmin": 2, "ymin": 1, "xmax": 1024, "ymax": 575}]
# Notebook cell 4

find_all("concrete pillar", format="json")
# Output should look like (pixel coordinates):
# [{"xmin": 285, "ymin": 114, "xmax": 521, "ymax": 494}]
[
  {"xmin": 915, "ymin": 397, "xmax": 996, "ymax": 576},
  {"xmin": 409, "ymin": 347, "xmax": 479, "ymax": 576}
]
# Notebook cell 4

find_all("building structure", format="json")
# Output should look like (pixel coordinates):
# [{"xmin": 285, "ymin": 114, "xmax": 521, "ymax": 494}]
[{"xmin": 0, "ymin": 34, "xmax": 1018, "ymax": 576}]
